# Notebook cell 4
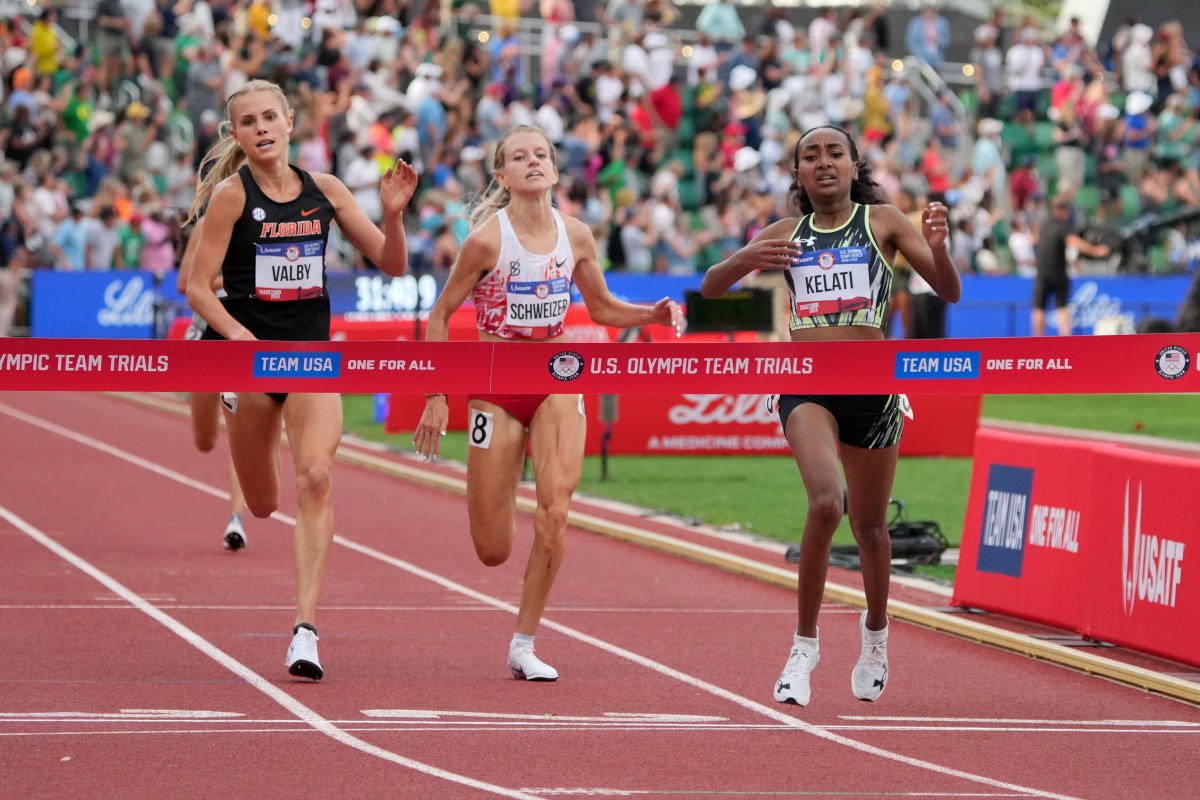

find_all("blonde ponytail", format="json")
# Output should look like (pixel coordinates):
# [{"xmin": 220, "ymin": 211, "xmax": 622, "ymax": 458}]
[
  {"xmin": 185, "ymin": 80, "xmax": 295, "ymax": 226},
  {"xmin": 466, "ymin": 124, "xmax": 556, "ymax": 232}
]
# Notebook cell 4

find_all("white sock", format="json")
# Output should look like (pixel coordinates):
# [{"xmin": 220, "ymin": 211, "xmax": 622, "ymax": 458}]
[
  {"xmin": 510, "ymin": 633, "xmax": 535, "ymax": 651},
  {"xmin": 794, "ymin": 629, "xmax": 819, "ymax": 648}
]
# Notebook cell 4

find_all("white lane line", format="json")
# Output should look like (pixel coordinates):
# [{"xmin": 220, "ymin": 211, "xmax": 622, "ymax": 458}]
[
  {"xmin": 0, "ymin": 503, "xmax": 538, "ymax": 800},
  {"xmin": 0, "ymin": 603, "xmax": 796, "ymax": 614},
  {"xmin": 841, "ymin": 716, "xmax": 1200, "ymax": 727},
  {"xmin": 0, "ymin": 402, "xmax": 1082, "ymax": 800}
]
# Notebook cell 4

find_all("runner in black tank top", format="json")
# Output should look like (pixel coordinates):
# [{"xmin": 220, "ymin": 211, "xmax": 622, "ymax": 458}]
[
  {"xmin": 700, "ymin": 125, "xmax": 962, "ymax": 708},
  {"xmin": 185, "ymin": 79, "xmax": 417, "ymax": 682},
  {"xmin": 200, "ymin": 164, "xmax": 335, "ymax": 343}
]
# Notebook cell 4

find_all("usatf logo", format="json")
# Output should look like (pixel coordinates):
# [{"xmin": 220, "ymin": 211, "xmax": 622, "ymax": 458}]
[
  {"xmin": 1154, "ymin": 345, "xmax": 1190, "ymax": 379},
  {"xmin": 549, "ymin": 350, "xmax": 584, "ymax": 381},
  {"xmin": 251, "ymin": 207, "xmax": 266, "ymax": 222},
  {"xmin": 976, "ymin": 464, "xmax": 1033, "ymax": 577},
  {"xmin": 1121, "ymin": 480, "xmax": 1186, "ymax": 616}
]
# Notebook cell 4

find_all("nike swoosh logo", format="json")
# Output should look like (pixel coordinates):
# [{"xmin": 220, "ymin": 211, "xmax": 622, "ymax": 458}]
[
  {"xmin": 300, "ymin": 207, "xmax": 320, "ymax": 217},
  {"xmin": 553, "ymin": 257, "xmax": 568, "ymax": 271}
]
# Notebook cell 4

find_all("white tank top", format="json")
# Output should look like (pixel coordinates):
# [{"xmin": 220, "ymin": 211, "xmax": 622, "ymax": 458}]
[{"xmin": 472, "ymin": 207, "xmax": 576, "ymax": 339}]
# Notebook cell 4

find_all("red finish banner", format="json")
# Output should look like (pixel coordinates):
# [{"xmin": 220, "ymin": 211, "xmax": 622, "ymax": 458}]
[
  {"xmin": 954, "ymin": 428, "xmax": 1200, "ymax": 667},
  {"xmin": 3, "ymin": 333, "xmax": 1200, "ymax": 393}
]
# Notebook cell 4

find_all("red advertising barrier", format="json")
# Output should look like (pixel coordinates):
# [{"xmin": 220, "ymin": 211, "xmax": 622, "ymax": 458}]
[
  {"xmin": 384, "ymin": 393, "xmax": 980, "ymax": 457},
  {"xmin": 6, "ymin": 332, "xmax": 1200, "ymax": 394},
  {"xmin": 954, "ymin": 427, "xmax": 1199, "ymax": 667}
]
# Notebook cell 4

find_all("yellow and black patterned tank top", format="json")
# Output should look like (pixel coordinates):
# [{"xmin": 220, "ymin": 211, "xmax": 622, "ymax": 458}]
[{"xmin": 785, "ymin": 203, "xmax": 892, "ymax": 331}]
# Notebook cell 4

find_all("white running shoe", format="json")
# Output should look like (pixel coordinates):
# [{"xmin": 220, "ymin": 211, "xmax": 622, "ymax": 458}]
[
  {"xmin": 508, "ymin": 645, "xmax": 559, "ymax": 681},
  {"xmin": 774, "ymin": 633, "xmax": 819, "ymax": 706},
  {"xmin": 285, "ymin": 626, "xmax": 323, "ymax": 681},
  {"xmin": 223, "ymin": 513, "xmax": 246, "ymax": 551},
  {"xmin": 851, "ymin": 611, "xmax": 889, "ymax": 701}
]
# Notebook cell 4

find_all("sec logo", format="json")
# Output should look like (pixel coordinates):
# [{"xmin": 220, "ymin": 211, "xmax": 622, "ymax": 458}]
[{"xmin": 252, "ymin": 207, "xmax": 266, "ymax": 222}]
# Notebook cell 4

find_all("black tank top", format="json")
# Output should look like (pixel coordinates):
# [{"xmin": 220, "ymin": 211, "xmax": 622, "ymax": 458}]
[{"xmin": 203, "ymin": 164, "xmax": 334, "ymax": 342}]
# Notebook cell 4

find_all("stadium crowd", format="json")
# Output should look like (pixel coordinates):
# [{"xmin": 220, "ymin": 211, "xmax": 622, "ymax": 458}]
[{"xmin": 2, "ymin": 0, "xmax": 1200, "ymax": 338}]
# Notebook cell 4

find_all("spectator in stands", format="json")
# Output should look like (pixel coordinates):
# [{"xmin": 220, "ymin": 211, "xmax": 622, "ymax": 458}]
[
  {"xmin": 84, "ymin": 206, "xmax": 121, "ymax": 271},
  {"xmin": 971, "ymin": 24, "xmax": 1006, "ymax": 119},
  {"xmin": 1120, "ymin": 91, "xmax": 1157, "ymax": 184},
  {"xmin": 695, "ymin": 0, "xmax": 744, "ymax": 51},
  {"xmin": 905, "ymin": 2, "xmax": 950, "ymax": 70},
  {"xmin": 1006, "ymin": 27, "xmax": 1046, "ymax": 121},
  {"xmin": 114, "ymin": 213, "xmax": 146, "ymax": 270},
  {"xmin": 51, "ymin": 204, "xmax": 88, "ymax": 271}
]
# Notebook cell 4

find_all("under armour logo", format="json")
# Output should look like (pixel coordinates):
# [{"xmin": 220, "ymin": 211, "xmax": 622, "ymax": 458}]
[
  {"xmin": 874, "ymin": 676, "xmax": 885, "ymax": 689},
  {"xmin": 796, "ymin": 236, "xmax": 817, "ymax": 248},
  {"xmin": 776, "ymin": 680, "xmax": 788, "ymax": 691},
  {"xmin": 509, "ymin": 260, "xmax": 521, "ymax": 276}
]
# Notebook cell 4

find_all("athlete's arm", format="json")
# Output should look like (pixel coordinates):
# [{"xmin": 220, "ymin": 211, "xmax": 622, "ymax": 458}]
[
  {"xmin": 177, "ymin": 216, "xmax": 224, "ymax": 295},
  {"xmin": 568, "ymin": 216, "xmax": 683, "ymax": 334},
  {"xmin": 413, "ymin": 224, "xmax": 497, "ymax": 460},
  {"xmin": 699, "ymin": 218, "xmax": 801, "ymax": 298},
  {"xmin": 876, "ymin": 202, "xmax": 962, "ymax": 304},
  {"xmin": 423, "ymin": 225, "xmax": 498, "ymax": 343},
  {"xmin": 314, "ymin": 162, "xmax": 417, "ymax": 277},
  {"xmin": 187, "ymin": 178, "xmax": 254, "ymax": 340}
]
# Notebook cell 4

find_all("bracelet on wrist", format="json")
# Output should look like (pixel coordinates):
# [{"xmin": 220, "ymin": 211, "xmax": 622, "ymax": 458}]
[{"xmin": 425, "ymin": 392, "xmax": 448, "ymax": 400}]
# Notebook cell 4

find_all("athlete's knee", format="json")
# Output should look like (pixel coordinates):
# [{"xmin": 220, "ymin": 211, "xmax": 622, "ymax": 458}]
[
  {"xmin": 193, "ymin": 432, "xmax": 218, "ymax": 453},
  {"xmin": 850, "ymin": 520, "xmax": 889, "ymax": 548},
  {"xmin": 806, "ymin": 489, "xmax": 845, "ymax": 530},
  {"xmin": 472, "ymin": 535, "xmax": 513, "ymax": 567},
  {"xmin": 533, "ymin": 501, "xmax": 569, "ymax": 555},
  {"xmin": 244, "ymin": 493, "xmax": 280, "ymax": 519},
  {"xmin": 294, "ymin": 462, "xmax": 333, "ymax": 506}
]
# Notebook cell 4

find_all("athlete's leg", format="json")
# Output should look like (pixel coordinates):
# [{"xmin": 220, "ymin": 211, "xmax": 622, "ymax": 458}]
[
  {"xmin": 227, "ymin": 457, "xmax": 246, "ymax": 517},
  {"xmin": 189, "ymin": 392, "xmax": 221, "ymax": 452},
  {"xmin": 222, "ymin": 392, "xmax": 285, "ymax": 518},
  {"xmin": 783, "ymin": 402, "xmax": 844, "ymax": 638},
  {"xmin": 281, "ymin": 393, "xmax": 342, "ymax": 628},
  {"xmin": 520, "ymin": 394, "xmax": 586, "ymax": 636},
  {"xmin": 840, "ymin": 442, "xmax": 900, "ymax": 631},
  {"xmin": 465, "ymin": 400, "xmax": 528, "ymax": 566}
]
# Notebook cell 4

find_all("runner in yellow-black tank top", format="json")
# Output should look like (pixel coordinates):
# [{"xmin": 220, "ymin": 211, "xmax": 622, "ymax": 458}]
[{"xmin": 700, "ymin": 125, "xmax": 963, "ymax": 707}]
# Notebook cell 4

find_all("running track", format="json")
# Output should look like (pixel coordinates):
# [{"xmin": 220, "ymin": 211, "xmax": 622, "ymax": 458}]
[{"xmin": 1, "ymin": 392, "xmax": 1197, "ymax": 800}]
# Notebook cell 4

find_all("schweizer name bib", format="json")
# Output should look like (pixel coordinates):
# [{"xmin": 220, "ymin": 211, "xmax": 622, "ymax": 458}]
[
  {"xmin": 255, "ymin": 240, "xmax": 324, "ymax": 301},
  {"xmin": 505, "ymin": 277, "xmax": 570, "ymax": 327},
  {"xmin": 789, "ymin": 246, "xmax": 872, "ymax": 318}
]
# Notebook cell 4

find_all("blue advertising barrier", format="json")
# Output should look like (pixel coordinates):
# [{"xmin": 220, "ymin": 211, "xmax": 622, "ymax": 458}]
[
  {"xmin": 28, "ymin": 270, "xmax": 1195, "ymax": 339},
  {"xmin": 31, "ymin": 270, "xmax": 164, "ymax": 338}
]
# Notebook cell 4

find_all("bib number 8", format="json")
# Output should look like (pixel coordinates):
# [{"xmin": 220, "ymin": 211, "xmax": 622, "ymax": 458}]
[{"xmin": 469, "ymin": 409, "xmax": 494, "ymax": 449}]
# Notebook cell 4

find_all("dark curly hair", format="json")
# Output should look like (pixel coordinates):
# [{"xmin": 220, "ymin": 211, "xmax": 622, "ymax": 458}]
[{"xmin": 787, "ymin": 125, "xmax": 888, "ymax": 215}]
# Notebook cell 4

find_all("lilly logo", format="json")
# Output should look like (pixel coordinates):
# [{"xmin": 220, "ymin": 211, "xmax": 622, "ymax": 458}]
[
  {"xmin": 1121, "ymin": 480, "xmax": 1186, "ymax": 616},
  {"xmin": 668, "ymin": 395, "xmax": 776, "ymax": 425},
  {"xmin": 97, "ymin": 276, "xmax": 155, "ymax": 327}
]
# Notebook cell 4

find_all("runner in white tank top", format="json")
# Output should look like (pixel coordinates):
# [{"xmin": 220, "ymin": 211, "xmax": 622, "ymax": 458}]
[{"xmin": 414, "ymin": 125, "xmax": 684, "ymax": 682}]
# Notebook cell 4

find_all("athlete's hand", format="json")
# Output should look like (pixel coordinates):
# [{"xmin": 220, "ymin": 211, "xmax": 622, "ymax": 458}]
[
  {"xmin": 413, "ymin": 396, "xmax": 449, "ymax": 462},
  {"xmin": 381, "ymin": 159, "xmax": 418, "ymax": 217},
  {"xmin": 738, "ymin": 237, "xmax": 803, "ymax": 272},
  {"xmin": 921, "ymin": 202, "xmax": 950, "ymax": 250},
  {"xmin": 651, "ymin": 297, "xmax": 686, "ymax": 337}
]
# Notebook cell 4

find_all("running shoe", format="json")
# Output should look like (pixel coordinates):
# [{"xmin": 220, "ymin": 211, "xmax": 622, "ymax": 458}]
[
  {"xmin": 851, "ymin": 611, "xmax": 889, "ymax": 701},
  {"xmin": 223, "ymin": 513, "xmax": 246, "ymax": 551},
  {"xmin": 508, "ymin": 644, "xmax": 558, "ymax": 681},
  {"xmin": 774, "ymin": 633, "xmax": 819, "ymax": 706},
  {"xmin": 285, "ymin": 625, "xmax": 323, "ymax": 681}
]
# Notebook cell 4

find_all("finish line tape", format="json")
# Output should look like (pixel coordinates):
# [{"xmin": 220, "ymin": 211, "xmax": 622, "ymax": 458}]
[{"xmin": 2, "ymin": 334, "xmax": 1200, "ymax": 394}]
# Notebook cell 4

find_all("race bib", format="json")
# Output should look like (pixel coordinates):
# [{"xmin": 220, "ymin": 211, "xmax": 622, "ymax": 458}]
[
  {"xmin": 254, "ymin": 240, "xmax": 324, "ymax": 301},
  {"xmin": 504, "ymin": 277, "xmax": 570, "ymax": 328},
  {"xmin": 789, "ymin": 247, "xmax": 872, "ymax": 318}
]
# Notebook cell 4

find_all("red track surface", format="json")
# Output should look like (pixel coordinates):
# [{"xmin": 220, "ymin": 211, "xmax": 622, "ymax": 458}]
[{"xmin": 1, "ymin": 391, "xmax": 1197, "ymax": 800}]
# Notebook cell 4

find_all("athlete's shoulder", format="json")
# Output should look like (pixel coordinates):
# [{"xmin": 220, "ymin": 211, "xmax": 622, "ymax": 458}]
[
  {"xmin": 760, "ymin": 216, "xmax": 803, "ymax": 240},
  {"xmin": 207, "ymin": 173, "xmax": 248, "ymax": 218},
  {"xmin": 459, "ymin": 218, "xmax": 502, "ymax": 266}
]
